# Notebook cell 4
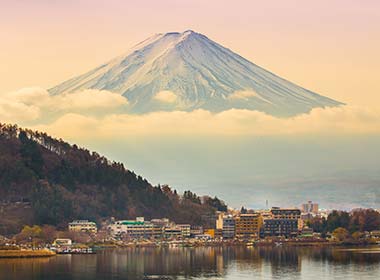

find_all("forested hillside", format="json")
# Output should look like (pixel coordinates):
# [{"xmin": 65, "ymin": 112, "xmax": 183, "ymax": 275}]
[{"xmin": 0, "ymin": 123, "xmax": 226, "ymax": 234}]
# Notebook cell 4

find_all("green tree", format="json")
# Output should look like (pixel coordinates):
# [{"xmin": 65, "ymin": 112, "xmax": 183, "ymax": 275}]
[
  {"xmin": 16, "ymin": 225, "xmax": 42, "ymax": 243},
  {"xmin": 351, "ymin": 231, "xmax": 364, "ymax": 241},
  {"xmin": 183, "ymin": 190, "xmax": 201, "ymax": 204},
  {"xmin": 32, "ymin": 181, "xmax": 73, "ymax": 225},
  {"xmin": 240, "ymin": 206, "xmax": 247, "ymax": 214},
  {"xmin": 204, "ymin": 196, "xmax": 228, "ymax": 212},
  {"xmin": 349, "ymin": 209, "xmax": 380, "ymax": 233},
  {"xmin": 308, "ymin": 217, "xmax": 327, "ymax": 235},
  {"xmin": 19, "ymin": 131, "xmax": 44, "ymax": 177},
  {"xmin": 327, "ymin": 211, "xmax": 349, "ymax": 232}
]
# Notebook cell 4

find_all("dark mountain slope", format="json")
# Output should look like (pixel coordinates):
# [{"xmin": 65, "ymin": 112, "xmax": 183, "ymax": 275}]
[{"xmin": 0, "ymin": 123, "xmax": 225, "ymax": 234}]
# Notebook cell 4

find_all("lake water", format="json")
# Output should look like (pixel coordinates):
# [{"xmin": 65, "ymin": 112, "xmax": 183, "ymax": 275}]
[{"xmin": 1, "ymin": 246, "xmax": 380, "ymax": 280}]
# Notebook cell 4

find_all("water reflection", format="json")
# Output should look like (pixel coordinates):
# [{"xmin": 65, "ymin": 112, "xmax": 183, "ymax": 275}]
[{"xmin": 1, "ymin": 246, "xmax": 380, "ymax": 280}]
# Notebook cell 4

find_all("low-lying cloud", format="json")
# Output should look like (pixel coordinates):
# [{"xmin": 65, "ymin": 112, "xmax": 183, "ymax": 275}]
[
  {"xmin": 1, "ymin": 87, "xmax": 380, "ymax": 140},
  {"xmin": 0, "ymin": 87, "xmax": 128, "ymax": 122},
  {"xmin": 33, "ymin": 106, "xmax": 380, "ymax": 140},
  {"xmin": 0, "ymin": 98, "xmax": 40, "ymax": 122}
]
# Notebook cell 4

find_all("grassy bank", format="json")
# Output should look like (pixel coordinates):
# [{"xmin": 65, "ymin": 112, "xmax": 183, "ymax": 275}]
[{"xmin": 0, "ymin": 249, "xmax": 56, "ymax": 258}]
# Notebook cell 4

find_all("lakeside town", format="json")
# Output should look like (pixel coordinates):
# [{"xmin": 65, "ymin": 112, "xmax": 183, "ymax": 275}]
[{"xmin": 1, "ymin": 200, "xmax": 380, "ymax": 257}]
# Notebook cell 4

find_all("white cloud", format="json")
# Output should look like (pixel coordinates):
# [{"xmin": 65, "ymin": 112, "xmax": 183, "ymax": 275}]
[
  {"xmin": 56, "ymin": 89, "xmax": 128, "ymax": 110},
  {"xmin": 4, "ymin": 87, "xmax": 51, "ymax": 105},
  {"xmin": 30, "ymin": 105, "xmax": 380, "ymax": 141},
  {"xmin": 36, "ymin": 113, "xmax": 100, "ymax": 139},
  {"xmin": 2, "ymin": 87, "xmax": 380, "ymax": 140},
  {"xmin": 0, "ymin": 87, "xmax": 128, "ymax": 122},
  {"xmin": 0, "ymin": 98, "xmax": 40, "ymax": 122},
  {"xmin": 154, "ymin": 91, "xmax": 177, "ymax": 103}
]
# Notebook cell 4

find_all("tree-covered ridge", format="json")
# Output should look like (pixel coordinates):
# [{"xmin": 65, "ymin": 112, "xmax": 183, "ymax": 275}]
[
  {"xmin": 0, "ymin": 123, "xmax": 226, "ymax": 234},
  {"xmin": 308, "ymin": 209, "xmax": 380, "ymax": 237}
]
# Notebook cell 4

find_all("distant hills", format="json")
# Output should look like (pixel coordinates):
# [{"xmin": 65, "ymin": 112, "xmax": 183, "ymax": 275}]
[
  {"xmin": 0, "ymin": 123, "xmax": 226, "ymax": 235},
  {"xmin": 49, "ymin": 30, "xmax": 342, "ymax": 117}
]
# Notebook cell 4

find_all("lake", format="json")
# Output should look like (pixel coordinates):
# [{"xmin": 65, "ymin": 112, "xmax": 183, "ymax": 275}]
[{"xmin": 1, "ymin": 246, "xmax": 380, "ymax": 279}]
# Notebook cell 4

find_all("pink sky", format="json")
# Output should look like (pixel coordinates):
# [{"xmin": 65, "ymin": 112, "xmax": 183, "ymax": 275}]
[{"xmin": 1, "ymin": 0, "xmax": 379, "ymax": 106}]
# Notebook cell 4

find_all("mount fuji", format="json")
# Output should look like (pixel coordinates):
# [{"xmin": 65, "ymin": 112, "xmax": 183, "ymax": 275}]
[{"xmin": 49, "ymin": 30, "xmax": 342, "ymax": 117}]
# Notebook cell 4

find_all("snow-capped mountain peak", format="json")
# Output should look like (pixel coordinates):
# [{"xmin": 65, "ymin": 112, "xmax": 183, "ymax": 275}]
[{"xmin": 49, "ymin": 30, "xmax": 343, "ymax": 116}]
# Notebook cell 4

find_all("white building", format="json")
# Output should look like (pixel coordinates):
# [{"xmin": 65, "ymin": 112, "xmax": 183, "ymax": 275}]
[
  {"xmin": 109, "ymin": 217, "xmax": 162, "ymax": 239},
  {"xmin": 53, "ymin": 238, "xmax": 72, "ymax": 246}
]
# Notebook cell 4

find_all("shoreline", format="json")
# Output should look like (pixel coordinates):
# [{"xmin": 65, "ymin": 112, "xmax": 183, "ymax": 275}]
[
  {"xmin": 0, "ymin": 249, "xmax": 56, "ymax": 258},
  {"xmin": 93, "ymin": 239, "xmax": 379, "ymax": 249},
  {"xmin": 1, "ymin": 242, "xmax": 378, "ymax": 258}
]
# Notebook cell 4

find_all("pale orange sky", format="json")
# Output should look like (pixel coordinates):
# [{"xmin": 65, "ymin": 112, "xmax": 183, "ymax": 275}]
[{"xmin": 1, "ymin": 0, "xmax": 379, "ymax": 106}]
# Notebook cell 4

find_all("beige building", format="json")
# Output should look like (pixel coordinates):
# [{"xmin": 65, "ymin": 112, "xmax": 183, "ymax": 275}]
[
  {"xmin": 177, "ymin": 224, "xmax": 191, "ymax": 237},
  {"xmin": 216, "ymin": 212, "xmax": 224, "ymax": 230},
  {"xmin": 235, "ymin": 213, "xmax": 262, "ymax": 239},
  {"xmin": 53, "ymin": 238, "xmax": 72, "ymax": 246},
  {"xmin": 68, "ymin": 220, "xmax": 97, "ymax": 233}
]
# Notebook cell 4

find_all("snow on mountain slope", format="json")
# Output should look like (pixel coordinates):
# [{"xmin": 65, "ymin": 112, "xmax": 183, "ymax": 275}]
[{"xmin": 49, "ymin": 30, "xmax": 343, "ymax": 117}]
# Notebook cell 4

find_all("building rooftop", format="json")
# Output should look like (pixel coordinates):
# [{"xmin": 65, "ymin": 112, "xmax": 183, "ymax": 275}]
[{"xmin": 120, "ymin": 221, "xmax": 145, "ymax": 225}]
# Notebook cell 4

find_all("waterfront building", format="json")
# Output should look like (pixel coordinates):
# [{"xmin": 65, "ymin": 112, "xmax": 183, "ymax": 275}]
[
  {"xmin": 53, "ymin": 238, "xmax": 72, "ymax": 247},
  {"xmin": 222, "ymin": 216, "xmax": 235, "ymax": 239},
  {"xmin": 164, "ymin": 224, "xmax": 191, "ymax": 238},
  {"xmin": 204, "ymin": 229, "xmax": 215, "ymax": 238},
  {"xmin": 264, "ymin": 207, "xmax": 302, "ymax": 237},
  {"xmin": 235, "ymin": 213, "xmax": 262, "ymax": 239},
  {"xmin": 215, "ymin": 228, "xmax": 223, "ymax": 239},
  {"xmin": 271, "ymin": 207, "xmax": 301, "ymax": 219},
  {"xmin": 177, "ymin": 224, "xmax": 191, "ymax": 237},
  {"xmin": 109, "ymin": 217, "xmax": 162, "ymax": 239},
  {"xmin": 164, "ymin": 227, "xmax": 182, "ymax": 239},
  {"xmin": 109, "ymin": 217, "xmax": 190, "ymax": 240},
  {"xmin": 264, "ymin": 219, "xmax": 299, "ymax": 238},
  {"xmin": 150, "ymin": 218, "xmax": 170, "ymax": 227},
  {"xmin": 68, "ymin": 220, "xmax": 97, "ymax": 233},
  {"xmin": 190, "ymin": 226, "xmax": 203, "ymax": 237},
  {"xmin": 216, "ymin": 212, "xmax": 224, "ymax": 230},
  {"xmin": 258, "ymin": 210, "xmax": 273, "ymax": 221}
]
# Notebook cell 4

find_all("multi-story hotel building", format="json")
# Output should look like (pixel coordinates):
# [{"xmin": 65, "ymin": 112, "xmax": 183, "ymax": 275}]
[
  {"xmin": 264, "ymin": 207, "xmax": 301, "ymax": 237},
  {"xmin": 109, "ymin": 217, "xmax": 190, "ymax": 240},
  {"xmin": 222, "ymin": 216, "xmax": 235, "ymax": 239},
  {"xmin": 270, "ymin": 207, "xmax": 301, "ymax": 220},
  {"xmin": 235, "ymin": 213, "xmax": 262, "ymax": 239},
  {"xmin": 264, "ymin": 219, "xmax": 299, "ymax": 238},
  {"xmin": 177, "ymin": 224, "xmax": 191, "ymax": 237},
  {"xmin": 68, "ymin": 220, "xmax": 97, "ymax": 233},
  {"xmin": 109, "ymin": 217, "xmax": 162, "ymax": 239}
]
